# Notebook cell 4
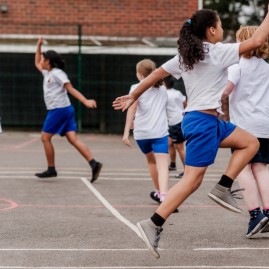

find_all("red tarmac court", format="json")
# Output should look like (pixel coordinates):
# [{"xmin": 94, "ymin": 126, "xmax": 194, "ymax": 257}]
[{"xmin": 0, "ymin": 131, "xmax": 268, "ymax": 268}]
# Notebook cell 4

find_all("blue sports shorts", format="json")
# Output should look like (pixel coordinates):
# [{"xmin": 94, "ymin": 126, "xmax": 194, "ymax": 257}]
[
  {"xmin": 42, "ymin": 105, "xmax": 78, "ymax": 136},
  {"xmin": 182, "ymin": 111, "xmax": 236, "ymax": 167},
  {"xmin": 136, "ymin": 135, "xmax": 169, "ymax": 154}
]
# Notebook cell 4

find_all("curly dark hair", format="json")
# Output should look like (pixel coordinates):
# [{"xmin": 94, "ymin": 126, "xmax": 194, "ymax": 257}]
[
  {"xmin": 42, "ymin": 50, "xmax": 65, "ymax": 70},
  {"xmin": 178, "ymin": 9, "xmax": 219, "ymax": 71}
]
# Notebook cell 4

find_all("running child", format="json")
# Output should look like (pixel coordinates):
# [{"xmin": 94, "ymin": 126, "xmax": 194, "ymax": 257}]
[
  {"xmin": 163, "ymin": 75, "xmax": 186, "ymax": 178},
  {"xmin": 113, "ymin": 7, "xmax": 269, "ymax": 258},
  {"xmin": 35, "ymin": 37, "xmax": 102, "ymax": 182},
  {"xmin": 122, "ymin": 59, "xmax": 170, "ymax": 205},
  {"xmin": 222, "ymin": 25, "xmax": 269, "ymax": 238}
]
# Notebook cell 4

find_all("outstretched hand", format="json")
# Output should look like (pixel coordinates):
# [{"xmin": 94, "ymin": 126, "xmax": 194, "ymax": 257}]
[
  {"xmin": 84, "ymin": 99, "xmax": 97, "ymax": 109},
  {"xmin": 112, "ymin": 94, "xmax": 135, "ymax": 111}
]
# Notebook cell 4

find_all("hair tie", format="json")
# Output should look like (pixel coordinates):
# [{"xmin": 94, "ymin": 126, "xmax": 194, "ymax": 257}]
[{"xmin": 186, "ymin": 19, "xmax": 192, "ymax": 25}]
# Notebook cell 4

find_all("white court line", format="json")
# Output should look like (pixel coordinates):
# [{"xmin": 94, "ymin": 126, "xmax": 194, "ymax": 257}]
[
  {"xmin": 0, "ymin": 265, "xmax": 269, "ymax": 269},
  {"xmin": 0, "ymin": 248, "xmax": 147, "ymax": 251},
  {"xmin": 195, "ymin": 247, "xmax": 269, "ymax": 251},
  {"xmin": 80, "ymin": 177, "xmax": 142, "ymax": 239}
]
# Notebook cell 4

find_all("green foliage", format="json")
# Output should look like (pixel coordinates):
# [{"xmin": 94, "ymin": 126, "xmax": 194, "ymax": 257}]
[{"xmin": 203, "ymin": 0, "xmax": 267, "ymax": 39}]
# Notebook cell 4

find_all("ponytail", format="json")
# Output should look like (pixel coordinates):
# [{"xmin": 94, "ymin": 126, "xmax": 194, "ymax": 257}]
[{"xmin": 178, "ymin": 9, "xmax": 219, "ymax": 71}]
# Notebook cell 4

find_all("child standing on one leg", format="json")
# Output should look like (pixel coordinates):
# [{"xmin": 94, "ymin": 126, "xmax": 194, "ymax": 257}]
[
  {"xmin": 113, "ymin": 7, "xmax": 269, "ymax": 258},
  {"xmin": 163, "ymin": 75, "xmax": 186, "ymax": 178},
  {"xmin": 222, "ymin": 25, "xmax": 269, "ymax": 238},
  {"xmin": 122, "ymin": 59, "xmax": 170, "ymax": 205},
  {"xmin": 35, "ymin": 37, "xmax": 102, "ymax": 182}
]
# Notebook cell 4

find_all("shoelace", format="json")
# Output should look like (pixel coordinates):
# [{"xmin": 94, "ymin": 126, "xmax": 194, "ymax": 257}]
[
  {"xmin": 154, "ymin": 227, "xmax": 163, "ymax": 248},
  {"xmin": 229, "ymin": 188, "xmax": 244, "ymax": 200}
]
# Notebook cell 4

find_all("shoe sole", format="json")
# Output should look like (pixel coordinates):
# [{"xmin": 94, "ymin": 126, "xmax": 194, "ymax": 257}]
[
  {"xmin": 137, "ymin": 222, "xmax": 160, "ymax": 259},
  {"xmin": 246, "ymin": 217, "xmax": 268, "ymax": 238},
  {"xmin": 35, "ymin": 174, "xmax": 57, "ymax": 178},
  {"xmin": 260, "ymin": 220, "xmax": 269, "ymax": 233},
  {"xmin": 91, "ymin": 164, "xmax": 103, "ymax": 183},
  {"xmin": 208, "ymin": 192, "xmax": 242, "ymax": 213}
]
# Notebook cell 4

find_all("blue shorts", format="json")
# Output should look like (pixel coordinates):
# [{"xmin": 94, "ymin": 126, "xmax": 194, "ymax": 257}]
[
  {"xmin": 42, "ymin": 105, "xmax": 77, "ymax": 136},
  {"xmin": 136, "ymin": 135, "xmax": 169, "ymax": 154},
  {"xmin": 168, "ymin": 122, "xmax": 185, "ymax": 144},
  {"xmin": 182, "ymin": 111, "xmax": 236, "ymax": 167}
]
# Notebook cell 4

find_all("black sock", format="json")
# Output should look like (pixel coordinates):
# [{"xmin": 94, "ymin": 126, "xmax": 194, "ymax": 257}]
[
  {"xmin": 48, "ymin": 166, "xmax": 56, "ymax": 172},
  {"xmin": 218, "ymin": 174, "xmax": 234, "ymax": 188},
  {"xmin": 89, "ymin": 159, "xmax": 97, "ymax": 169},
  {"xmin": 170, "ymin": 162, "xmax": 176, "ymax": 167},
  {"xmin": 151, "ymin": 212, "xmax": 165, "ymax": 227},
  {"xmin": 249, "ymin": 207, "xmax": 261, "ymax": 219}
]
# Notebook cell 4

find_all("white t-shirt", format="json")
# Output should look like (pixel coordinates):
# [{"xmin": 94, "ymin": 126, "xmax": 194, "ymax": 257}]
[
  {"xmin": 166, "ymin": 88, "xmax": 186, "ymax": 125},
  {"xmin": 228, "ymin": 57, "xmax": 269, "ymax": 138},
  {"xmin": 42, "ymin": 68, "xmax": 71, "ymax": 110},
  {"xmin": 129, "ymin": 83, "xmax": 168, "ymax": 140},
  {"xmin": 162, "ymin": 42, "xmax": 240, "ymax": 113}
]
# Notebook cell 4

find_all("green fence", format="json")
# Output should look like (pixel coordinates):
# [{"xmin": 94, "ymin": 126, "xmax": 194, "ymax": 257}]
[
  {"xmin": 0, "ymin": 45, "xmax": 185, "ymax": 134},
  {"xmin": 0, "ymin": 21, "xmax": 187, "ymax": 134}
]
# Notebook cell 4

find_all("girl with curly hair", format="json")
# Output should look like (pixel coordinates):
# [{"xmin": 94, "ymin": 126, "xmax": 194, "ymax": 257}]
[
  {"xmin": 35, "ymin": 37, "xmax": 102, "ymax": 182},
  {"xmin": 113, "ymin": 7, "xmax": 269, "ymax": 258}
]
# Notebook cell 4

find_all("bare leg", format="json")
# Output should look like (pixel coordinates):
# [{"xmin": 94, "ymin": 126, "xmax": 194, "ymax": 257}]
[
  {"xmin": 236, "ymin": 164, "xmax": 260, "ymax": 210},
  {"xmin": 41, "ymin": 132, "xmax": 55, "ymax": 166},
  {"xmin": 65, "ymin": 131, "xmax": 94, "ymax": 161},
  {"xmin": 145, "ymin": 152, "xmax": 159, "ymax": 190},
  {"xmin": 220, "ymin": 127, "xmax": 259, "ymax": 179},
  {"xmin": 156, "ymin": 165, "xmax": 207, "ymax": 219},
  {"xmin": 155, "ymin": 153, "xmax": 169, "ymax": 199},
  {"xmin": 175, "ymin": 142, "xmax": 185, "ymax": 170},
  {"xmin": 169, "ymin": 137, "xmax": 176, "ymax": 165},
  {"xmin": 252, "ymin": 163, "xmax": 269, "ymax": 208}
]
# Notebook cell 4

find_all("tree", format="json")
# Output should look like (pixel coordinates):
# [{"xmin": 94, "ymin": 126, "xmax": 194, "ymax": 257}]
[{"xmin": 203, "ymin": 0, "xmax": 267, "ymax": 40}]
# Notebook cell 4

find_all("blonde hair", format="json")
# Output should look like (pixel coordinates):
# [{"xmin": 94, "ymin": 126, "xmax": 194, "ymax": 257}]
[
  {"xmin": 136, "ymin": 59, "xmax": 162, "ymax": 87},
  {"xmin": 236, "ymin": 26, "xmax": 269, "ymax": 59}
]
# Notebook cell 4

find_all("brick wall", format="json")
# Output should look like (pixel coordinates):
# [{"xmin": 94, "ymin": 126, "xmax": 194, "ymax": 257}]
[{"xmin": 0, "ymin": 0, "xmax": 198, "ymax": 37}]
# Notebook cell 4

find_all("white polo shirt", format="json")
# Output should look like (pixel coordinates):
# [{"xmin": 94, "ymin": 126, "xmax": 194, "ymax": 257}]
[
  {"xmin": 42, "ymin": 68, "xmax": 71, "ymax": 110},
  {"xmin": 229, "ymin": 57, "xmax": 269, "ymax": 138},
  {"xmin": 130, "ymin": 83, "xmax": 168, "ymax": 140},
  {"xmin": 162, "ymin": 42, "xmax": 240, "ymax": 113},
  {"xmin": 166, "ymin": 88, "xmax": 186, "ymax": 126}
]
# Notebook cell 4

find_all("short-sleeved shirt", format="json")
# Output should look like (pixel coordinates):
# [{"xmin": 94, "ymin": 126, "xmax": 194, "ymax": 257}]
[
  {"xmin": 166, "ymin": 88, "xmax": 186, "ymax": 125},
  {"xmin": 228, "ymin": 57, "xmax": 269, "ymax": 138},
  {"xmin": 130, "ymin": 83, "xmax": 168, "ymax": 140},
  {"xmin": 42, "ymin": 68, "xmax": 71, "ymax": 110},
  {"xmin": 162, "ymin": 42, "xmax": 240, "ymax": 113}
]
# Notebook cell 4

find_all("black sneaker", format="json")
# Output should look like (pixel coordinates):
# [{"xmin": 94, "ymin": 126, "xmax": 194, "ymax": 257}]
[
  {"xmin": 150, "ymin": 191, "xmax": 161, "ymax": 204},
  {"xmin": 91, "ymin": 162, "xmax": 103, "ymax": 183},
  {"xmin": 35, "ymin": 169, "xmax": 57, "ymax": 178},
  {"xmin": 150, "ymin": 191, "xmax": 178, "ymax": 213},
  {"xmin": 168, "ymin": 165, "xmax": 176, "ymax": 171}
]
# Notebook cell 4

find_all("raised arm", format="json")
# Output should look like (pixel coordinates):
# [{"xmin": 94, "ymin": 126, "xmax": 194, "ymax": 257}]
[
  {"xmin": 239, "ymin": 4, "xmax": 269, "ymax": 55},
  {"xmin": 35, "ymin": 37, "xmax": 43, "ymax": 72},
  {"xmin": 113, "ymin": 67, "xmax": 170, "ymax": 111},
  {"xmin": 64, "ymin": 83, "xmax": 97, "ymax": 109}
]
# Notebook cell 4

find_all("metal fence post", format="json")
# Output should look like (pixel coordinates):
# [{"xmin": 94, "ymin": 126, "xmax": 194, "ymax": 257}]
[{"xmin": 77, "ymin": 24, "xmax": 82, "ymax": 131}]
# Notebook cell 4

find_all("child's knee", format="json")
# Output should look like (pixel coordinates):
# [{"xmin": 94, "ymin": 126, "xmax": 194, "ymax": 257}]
[{"xmin": 251, "ymin": 137, "xmax": 260, "ymax": 153}]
